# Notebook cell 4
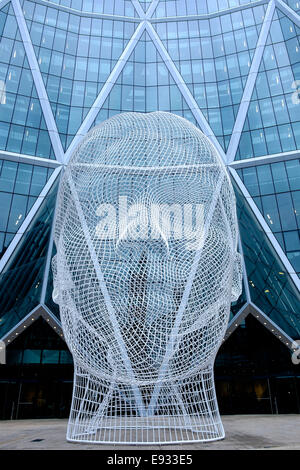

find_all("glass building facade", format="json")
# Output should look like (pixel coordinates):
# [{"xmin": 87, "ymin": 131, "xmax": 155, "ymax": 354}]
[{"xmin": 0, "ymin": 0, "xmax": 300, "ymax": 419}]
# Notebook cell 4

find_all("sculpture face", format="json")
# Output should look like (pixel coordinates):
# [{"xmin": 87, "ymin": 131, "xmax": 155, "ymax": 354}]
[{"xmin": 53, "ymin": 112, "xmax": 242, "ymax": 444}]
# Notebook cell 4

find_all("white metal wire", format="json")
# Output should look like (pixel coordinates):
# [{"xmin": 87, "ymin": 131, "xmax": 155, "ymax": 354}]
[{"xmin": 52, "ymin": 111, "xmax": 242, "ymax": 444}]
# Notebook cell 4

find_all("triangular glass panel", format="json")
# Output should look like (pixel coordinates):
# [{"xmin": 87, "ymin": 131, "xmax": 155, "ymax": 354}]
[
  {"xmin": 153, "ymin": 3, "xmax": 268, "ymax": 151},
  {"xmin": 237, "ymin": 160, "xmax": 300, "ymax": 277},
  {"xmin": 37, "ymin": 1, "xmax": 138, "ymax": 17},
  {"xmin": 6, "ymin": 316, "xmax": 72, "ymax": 366},
  {"xmin": 0, "ymin": 179, "xmax": 58, "ymax": 339},
  {"xmin": 153, "ymin": 1, "xmax": 267, "ymax": 17},
  {"xmin": 235, "ymin": 8, "xmax": 300, "ymax": 161},
  {"xmin": 0, "ymin": 2, "xmax": 9, "ymax": 22},
  {"xmin": 22, "ymin": 2, "xmax": 139, "ymax": 150},
  {"xmin": 0, "ymin": 159, "xmax": 54, "ymax": 259},
  {"xmin": 90, "ymin": 31, "xmax": 199, "ymax": 130},
  {"xmin": 234, "ymin": 179, "xmax": 300, "ymax": 339},
  {"xmin": 0, "ymin": 4, "xmax": 56, "ymax": 159},
  {"xmin": 138, "ymin": 1, "xmax": 151, "ymax": 13}
]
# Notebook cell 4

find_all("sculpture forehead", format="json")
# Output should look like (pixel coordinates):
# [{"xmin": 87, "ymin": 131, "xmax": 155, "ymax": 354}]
[
  {"xmin": 56, "ymin": 112, "xmax": 238, "ymax": 247},
  {"xmin": 70, "ymin": 112, "xmax": 223, "ymax": 169}
]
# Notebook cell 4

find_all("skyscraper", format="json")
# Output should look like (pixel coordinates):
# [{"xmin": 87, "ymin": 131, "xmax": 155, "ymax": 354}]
[{"xmin": 0, "ymin": 0, "xmax": 300, "ymax": 419}]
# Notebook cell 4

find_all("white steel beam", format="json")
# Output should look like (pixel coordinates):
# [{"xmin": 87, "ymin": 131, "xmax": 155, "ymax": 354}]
[
  {"xmin": 0, "ymin": 166, "xmax": 61, "ymax": 274},
  {"xmin": 145, "ymin": 0, "xmax": 160, "ymax": 19},
  {"xmin": 230, "ymin": 149, "xmax": 300, "ymax": 169},
  {"xmin": 131, "ymin": 0, "xmax": 146, "ymax": 18},
  {"xmin": 11, "ymin": 0, "xmax": 65, "ymax": 163},
  {"xmin": 275, "ymin": 0, "xmax": 300, "ymax": 27},
  {"xmin": 146, "ymin": 21, "xmax": 227, "ymax": 163},
  {"xmin": 151, "ymin": 0, "xmax": 269, "ymax": 21},
  {"xmin": 230, "ymin": 166, "xmax": 300, "ymax": 292},
  {"xmin": 24, "ymin": 0, "xmax": 140, "ymax": 21},
  {"xmin": 0, "ymin": 0, "xmax": 11, "ymax": 10},
  {"xmin": 224, "ymin": 303, "xmax": 251, "ymax": 341},
  {"xmin": 1, "ymin": 306, "xmax": 45, "ymax": 344},
  {"xmin": 0, "ymin": 304, "xmax": 63, "ymax": 344},
  {"xmin": 223, "ymin": 301, "xmax": 298, "ymax": 351},
  {"xmin": 226, "ymin": 0, "xmax": 275, "ymax": 164},
  {"xmin": 0, "ymin": 150, "xmax": 62, "ymax": 169},
  {"xmin": 64, "ymin": 21, "xmax": 146, "ymax": 164},
  {"xmin": 42, "ymin": 303, "xmax": 63, "ymax": 332}
]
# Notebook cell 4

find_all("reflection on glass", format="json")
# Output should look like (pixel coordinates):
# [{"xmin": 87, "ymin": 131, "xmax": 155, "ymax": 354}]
[
  {"xmin": 234, "ymin": 180, "xmax": 300, "ymax": 339},
  {"xmin": 0, "ymin": 181, "xmax": 58, "ymax": 338}
]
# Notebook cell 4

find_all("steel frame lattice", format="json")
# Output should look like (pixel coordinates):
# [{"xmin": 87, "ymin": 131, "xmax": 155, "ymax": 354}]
[{"xmin": 0, "ymin": 0, "xmax": 300, "ymax": 355}]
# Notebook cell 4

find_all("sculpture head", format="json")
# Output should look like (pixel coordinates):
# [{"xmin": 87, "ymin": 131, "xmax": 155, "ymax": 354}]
[{"xmin": 52, "ymin": 112, "xmax": 242, "ymax": 443}]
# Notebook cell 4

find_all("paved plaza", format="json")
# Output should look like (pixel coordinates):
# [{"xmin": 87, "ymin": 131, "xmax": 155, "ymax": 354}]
[{"xmin": 0, "ymin": 415, "xmax": 299, "ymax": 450}]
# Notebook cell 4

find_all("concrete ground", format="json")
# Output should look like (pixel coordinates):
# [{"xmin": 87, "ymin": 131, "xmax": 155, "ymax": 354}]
[{"xmin": 0, "ymin": 415, "xmax": 300, "ymax": 450}]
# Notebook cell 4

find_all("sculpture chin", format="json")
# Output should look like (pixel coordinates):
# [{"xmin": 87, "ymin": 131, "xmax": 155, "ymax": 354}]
[{"xmin": 67, "ymin": 363, "xmax": 225, "ymax": 444}]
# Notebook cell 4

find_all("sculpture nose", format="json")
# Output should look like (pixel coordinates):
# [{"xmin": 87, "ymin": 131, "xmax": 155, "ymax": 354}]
[
  {"xmin": 115, "ymin": 199, "xmax": 170, "ymax": 257},
  {"xmin": 115, "ymin": 230, "xmax": 170, "ymax": 260}
]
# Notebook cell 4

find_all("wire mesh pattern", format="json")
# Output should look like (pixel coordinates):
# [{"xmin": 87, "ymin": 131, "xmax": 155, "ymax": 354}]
[{"xmin": 52, "ymin": 111, "xmax": 242, "ymax": 444}]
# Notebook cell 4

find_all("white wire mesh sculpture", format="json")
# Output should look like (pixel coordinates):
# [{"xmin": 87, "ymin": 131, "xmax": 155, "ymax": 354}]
[{"xmin": 52, "ymin": 111, "xmax": 242, "ymax": 444}]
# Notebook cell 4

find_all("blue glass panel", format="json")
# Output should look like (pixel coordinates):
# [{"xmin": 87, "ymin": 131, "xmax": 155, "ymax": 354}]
[
  {"xmin": 236, "ymin": 9, "xmax": 300, "ymax": 160},
  {"xmin": 0, "ymin": 192, "xmax": 12, "ymax": 232},
  {"xmin": 241, "ymin": 167, "xmax": 259, "ymax": 196},
  {"xmin": 239, "ymin": 159, "xmax": 300, "ymax": 275},
  {"xmin": 6, "ymin": 194, "xmax": 28, "ymax": 232},
  {"xmin": 256, "ymin": 165, "xmax": 274, "ymax": 195},
  {"xmin": 0, "ymin": 180, "xmax": 57, "ymax": 339},
  {"xmin": 154, "ymin": 5, "xmax": 266, "ymax": 151},
  {"xmin": 0, "ymin": 160, "xmax": 53, "ymax": 257},
  {"xmin": 286, "ymin": 160, "xmax": 300, "ymax": 190},
  {"xmin": 41, "ymin": 349, "xmax": 59, "ymax": 364},
  {"xmin": 23, "ymin": 349, "xmax": 41, "ymax": 363},
  {"xmin": 60, "ymin": 350, "xmax": 73, "ymax": 364},
  {"xmin": 285, "ymin": 0, "xmax": 300, "ymax": 14},
  {"xmin": 234, "ymin": 180, "xmax": 300, "ymax": 339},
  {"xmin": 92, "ymin": 32, "xmax": 199, "ymax": 131},
  {"xmin": 23, "ymin": 0, "xmax": 139, "ymax": 16},
  {"xmin": 277, "ymin": 192, "xmax": 297, "ymax": 231},
  {"xmin": 23, "ymin": 3, "xmax": 138, "ymax": 149},
  {"xmin": 261, "ymin": 195, "xmax": 282, "ymax": 232},
  {"xmin": 0, "ymin": 4, "xmax": 55, "ymax": 159},
  {"xmin": 271, "ymin": 162, "xmax": 290, "ymax": 192}
]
